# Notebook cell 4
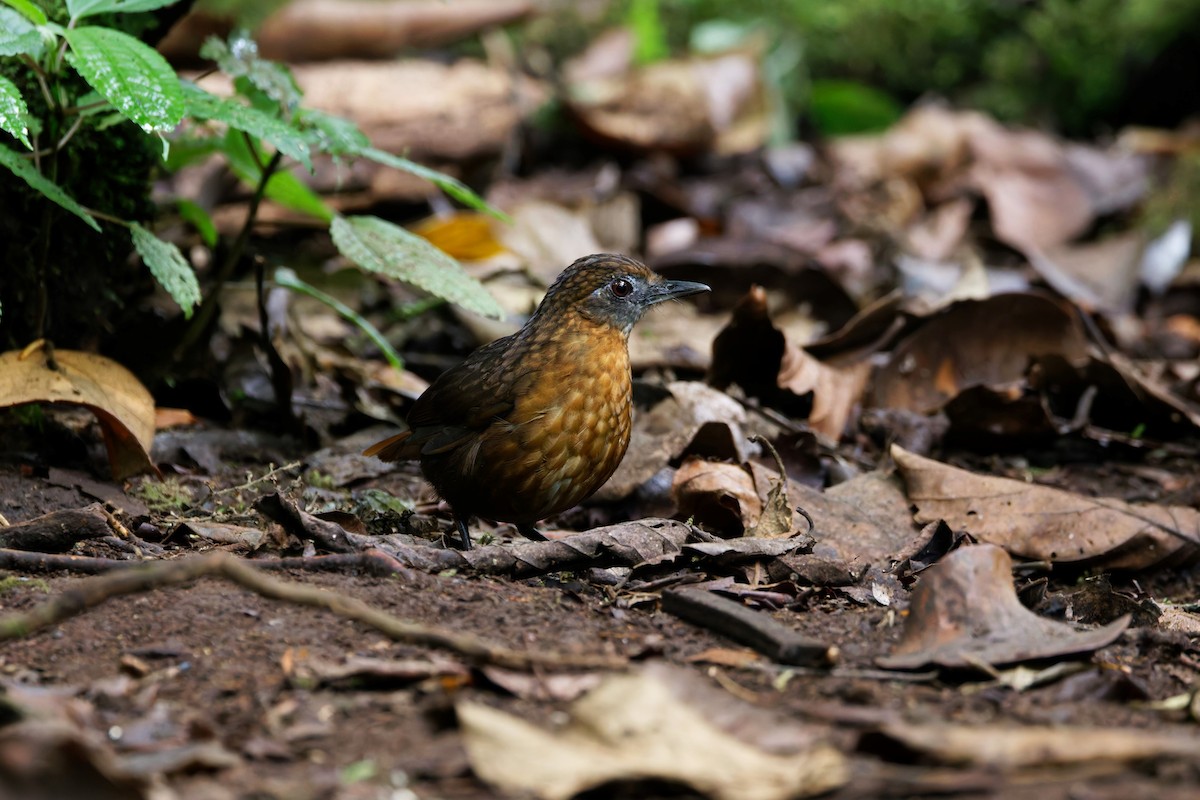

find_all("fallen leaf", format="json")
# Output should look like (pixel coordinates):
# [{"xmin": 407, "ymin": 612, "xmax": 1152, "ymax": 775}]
[
  {"xmin": 458, "ymin": 671, "xmax": 847, "ymax": 800},
  {"xmin": 1025, "ymin": 232, "xmax": 1145, "ymax": 315},
  {"xmin": 878, "ymin": 544, "xmax": 1130, "ymax": 670},
  {"xmin": 875, "ymin": 720, "xmax": 1200, "ymax": 769},
  {"xmin": 870, "ymin": 293, "xmax": 1088, "ymax": 414},
  {"xmin": 777, "ymin": 344, "xmax": 872, "ymax": 440},
  {"xmin": 0, "ymin": 344, "xmax": 156, "ymax": 480},
  {"xmin": 673, "ymin": 459, "xmax": 762, "ymax": 536},
  {"xmin": 892, "ymin": 445, "xmax": 1200, "ymax": 570}
]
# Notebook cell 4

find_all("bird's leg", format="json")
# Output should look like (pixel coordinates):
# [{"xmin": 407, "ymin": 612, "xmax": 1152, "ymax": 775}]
[
  {"xmin": 453, "ymin": 515, "xmax": 473, "ymax": 550},
  {"xmin": 517, "ymin": 523, "xmax": 548, "ymax": 541}
]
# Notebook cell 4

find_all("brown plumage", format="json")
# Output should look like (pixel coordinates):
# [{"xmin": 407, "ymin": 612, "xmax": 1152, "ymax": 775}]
[{"xmin": 364, "ymin": 253, "xmax": 709, "ymax": 548}]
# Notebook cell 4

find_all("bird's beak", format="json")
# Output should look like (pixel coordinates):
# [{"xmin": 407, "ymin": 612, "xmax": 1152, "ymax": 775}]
[{"xmin": 644, "ymin": 279, "xmax": 710, "ymax": 305}]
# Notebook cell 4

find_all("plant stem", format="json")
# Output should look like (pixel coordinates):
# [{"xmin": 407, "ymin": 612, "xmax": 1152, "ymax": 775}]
[
  {"xmin": 275, "ymin": 267, "xmax": 405, "ymax": 370},
  {"xmin": 175, "ymin": 148, "xmax": 284, "ymax": 358}
]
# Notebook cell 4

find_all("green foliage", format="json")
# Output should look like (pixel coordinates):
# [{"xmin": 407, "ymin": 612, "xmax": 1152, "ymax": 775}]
[
  {"xmin": 611, "ymin": 0, "xmax": 1200, "ymax": 135},
  {"xmin": 130, "ymin": 222, "xmax": 200, "ymax": 317},
  {"xmin": 1, "ymin": 1, "xmax": 505, "ymax": 351},
  {"xmin": 63, "ymin": 25, "xmax": 184, "ymax": 133},
  {"xmin": 331, "ymin": 215, "xmax": 505, "ymax": 321},
  {"xmin": 807, "ymin": 79, "xmax": 902, "ymax": 136}
]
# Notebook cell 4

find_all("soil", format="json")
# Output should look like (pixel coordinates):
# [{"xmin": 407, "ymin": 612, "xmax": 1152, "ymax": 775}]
[{"xmin": 1, "ymin": 447, "xmax": 1199, "ymax": 800}]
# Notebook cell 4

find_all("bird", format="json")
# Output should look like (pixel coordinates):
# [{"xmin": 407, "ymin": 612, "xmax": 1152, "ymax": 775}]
[{"xmin": 364, "ymin": 253, "xmax": 709, "ymax": 549}]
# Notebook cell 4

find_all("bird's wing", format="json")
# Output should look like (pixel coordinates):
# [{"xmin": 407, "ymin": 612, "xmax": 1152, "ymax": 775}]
[{"xmin": 405, "ymin": 336, "xmax": 525, "ymax": 455}]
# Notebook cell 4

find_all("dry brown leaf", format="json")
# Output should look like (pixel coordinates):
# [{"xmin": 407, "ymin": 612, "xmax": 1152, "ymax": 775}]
[
  {"xmin": 892, "ymin": 445, "xmax": 1199, "ymax": 570},
  {"xmin": 1025, "ymin": 232, "xmax": 1145, "ymax": 315},
  {"xmin": 0, "ymin": 345, "xmax": 156, "ymax": 480},
  {"xmin": 254, "ymin": 0, "xmax": 533, "ymax": 61},
  {"xmin": 871, "ymin": 293, "xmax": 1088, "ymax": 414},
  {"xmin": 458, "ymin": 671, "xmax": 847, "ymax": 800},
  {"xmin": 878, "ymin": 544, "xmax": 1129, "ymax": 670},
  {"xmin": 877, "ymin": 720, "xmax": 1200, "ymax": 769},
  {"xmin": 566, "ymin": 46, "xmax": 768, "ymax": 156},
  {"xmin": 673, "ymin": 459, "xmax": 762, "ymax": 536},
  {"xmin": 293, "ymin": 60, "xmax": 547, "ymax": 161},
  {"xmin": 778, "ymin": 346, "xmax": 871, "ymax": 440},
  {"xmin": 967, "ymin": 122, "xmax": 1093, "ymax": 252}
]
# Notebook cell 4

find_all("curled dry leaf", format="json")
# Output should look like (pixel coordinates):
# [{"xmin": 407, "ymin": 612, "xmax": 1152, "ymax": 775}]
[
  {"xmin": 878, "ymin": 543, "xmax": 1130, "ymax": 670},
  {"xmin": 0, "ymin": 345, "xmax": 156, "ymax": 480},
  {"xmin": 673, "ymin": 459, "xmax": 762, "ymax": 536},
  {"xmin": 710, "ymin": 285, "xmax": 872, "ymax": 439},
  {"xmin": 892, "ymin": 446, "xmax": 1200, "ymax": 570},
  {"xmin": 458, "ymin": 670, "xmax": 847, "ymax": 800},
  {"xmin": 871, "ymin": 293, "xmax": 1088, "ymax": 414},
  {"xmin": 778, "ymin": 345, "xmax": 872, "ymax": 441}
]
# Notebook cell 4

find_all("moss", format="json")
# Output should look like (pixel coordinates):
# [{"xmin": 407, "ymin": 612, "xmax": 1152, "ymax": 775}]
[
  {"xmin": 0, "ymin": 0, "xmax": 161, "ymax": 350},
  {"xmin": 603, "ymin": 0, "xmax": 1200, "ymax": 136}
]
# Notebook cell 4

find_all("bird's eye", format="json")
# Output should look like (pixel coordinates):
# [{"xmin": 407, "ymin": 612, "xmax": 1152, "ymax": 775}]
[{"xmin": 610, "ymin": 278, "xmax": 634, "ymax": 298}]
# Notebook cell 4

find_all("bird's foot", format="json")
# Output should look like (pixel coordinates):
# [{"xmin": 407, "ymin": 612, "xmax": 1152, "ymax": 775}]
[{"xmin": 452, "ymin": 517, "xmax": 473, "ymax": 550}]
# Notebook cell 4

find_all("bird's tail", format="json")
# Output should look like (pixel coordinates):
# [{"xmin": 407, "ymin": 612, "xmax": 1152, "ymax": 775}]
[{"xmin": 363, "ymin": 431, "xmax": 419, "ymax": 461}]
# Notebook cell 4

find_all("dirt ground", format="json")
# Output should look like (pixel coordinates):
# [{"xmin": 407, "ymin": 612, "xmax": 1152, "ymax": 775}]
[{"xmin": 1, "ymin": 448, "xmax": 1199, "ymax": 800}]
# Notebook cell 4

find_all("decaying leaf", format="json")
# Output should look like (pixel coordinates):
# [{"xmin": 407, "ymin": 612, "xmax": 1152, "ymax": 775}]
[
  {"xmin": 747, "ymin": 435, "xmax": 794, "ymax": 538},
  {"xmin": 710, "ymin": 285, "xmax": 872, "ymax": 439},
  {"xmin": 878, "ymin": 544, "xmax": 1130, "ymax": 670},
  {"xmin": 892, "ymin": 446, "xmax": 1200, "ymax": 570},
  {"xmin": 458, "ymin": 670, "xmax": 847, "ymax": 800},
  {"xmin": 673, "ymin": 459, "xmax": 762, "ymax": 536},
  {"xmin": 870, "ymin": 293, "xmax": 1088, "ymax": 414},
  {"xmin": 0, "ymin": 344, "xmax": 156, "ymax": 480}
]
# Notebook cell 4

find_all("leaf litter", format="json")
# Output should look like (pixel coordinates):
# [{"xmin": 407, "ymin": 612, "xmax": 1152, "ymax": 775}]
[{"xmin": 5, "ymin": 16, "xmax": 1200, "ymax": 800}]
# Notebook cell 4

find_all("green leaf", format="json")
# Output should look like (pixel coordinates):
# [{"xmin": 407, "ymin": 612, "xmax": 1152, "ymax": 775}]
[
  {"xmin": 808, "ymin": 79, "xmax": 903, "ymax": 136},
  {"xmin": 0, "ymin": 8, "xmax": 43, "ymax": 57},
  {"xmin": 296, "ymin": 108, "xmax": 368, "ymax": 156},
  {"xmin": 0, "ymin": 145, "xmax": 100, "ymax": 231},
  {"xmin": 130, "ymin": 223, "xmax": 201, "ymax": 317},
  {"xmin": 175, "ymin": 198, "xmax": 218, "ymax": 247},
  {"xmin": 221, "ymin": 129, "xmax": 333, "ymax": 221},
  {"xmin": 68, "ymin": 0, "xmax": 179, "ymax": 19},
  {"xmin": 274, "ymin": 267, "xmax": 404, "ymax": 370},
  {"xmin": 64, "ymin": 26, "xmax": 184, "ymax": 133},
  {"xmin": 356, "ymin": 146, "xmax": 509, "ymax": 222},
  {"xmin": 1, "ymin": 0, "xmax": 46, "ymax": 25},
  {"xmin": 183, "ymin": 82, "xmax": 311, "ymax": 169},
  {"xmin": 200, "ymin": 33, "xmax": 300, "ymax": 111},
  {"xmin": 0, "ymin": 76, "xmax": 31, "ymax": 148},
  {"xmin": 332, "ymin": 215, "xmax": 504, "ymax": 320}
]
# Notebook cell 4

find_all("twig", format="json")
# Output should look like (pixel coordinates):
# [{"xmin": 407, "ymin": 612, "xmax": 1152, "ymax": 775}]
[
  {"xmin": 0, "ymin": 552, "xmax": 624, "ymax": 671},
  {"xmin": 663, "ymin": 587, "xmax": 838, "ymax": 667},
  {"xmin": 213, "ymin": 461, "xmax": 303, "ymax": 496},
  {"xmin": 0, "ymin": 549, "xmax": 129, "ymax": 574}
]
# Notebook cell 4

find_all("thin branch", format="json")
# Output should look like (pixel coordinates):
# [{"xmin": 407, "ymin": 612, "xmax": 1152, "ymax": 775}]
[
  {"xmin": 0, "ymin": 552, "xmax": 625, "ymax": 671},
  {"xmin": 175, "ymin": 148, "xmax": 284, "ymax": 358}
]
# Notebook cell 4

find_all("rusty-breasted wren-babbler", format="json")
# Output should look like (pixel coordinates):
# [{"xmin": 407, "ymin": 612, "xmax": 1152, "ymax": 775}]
[{"xmin": 364, "ymin": 253, "xmax": 709, "ymax": 549}]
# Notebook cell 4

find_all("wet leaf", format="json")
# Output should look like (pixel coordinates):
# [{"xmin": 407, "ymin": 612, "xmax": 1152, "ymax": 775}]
[
  {"xmin": 0, "ymin": 345, "xmax": 156, "ymax": 479},
  {"xmin": 64, "ymin": 26, "xmax": 184, "ymax": 133},
  {"xmin": 878, "ymin": 544, "xmax": 1130, "ymax": 670}
]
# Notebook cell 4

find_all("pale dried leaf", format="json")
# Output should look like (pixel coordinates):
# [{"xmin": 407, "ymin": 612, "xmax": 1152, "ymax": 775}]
[
  {"xmin": 0, "ymin": 347, "xmax": 155, "ymax": 479},
  {"xmin": 458, "ymin": 671, "xmax": 847, "ymax": 800}
]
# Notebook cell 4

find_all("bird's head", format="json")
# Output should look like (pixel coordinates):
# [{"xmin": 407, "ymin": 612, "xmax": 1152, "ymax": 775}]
[{"xmin": 536, "ymin": 254, "xmax": 709, "ymax": 335}]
